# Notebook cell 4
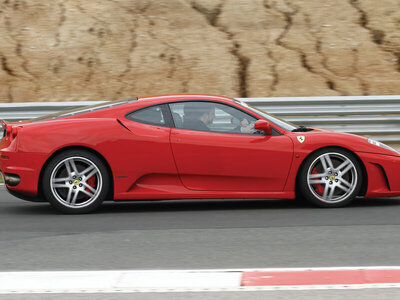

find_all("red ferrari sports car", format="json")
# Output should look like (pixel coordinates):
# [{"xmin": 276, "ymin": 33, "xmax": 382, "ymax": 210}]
[{"xmin": 1, "ymin": 94, "xmax": 400, "ymax": 213}]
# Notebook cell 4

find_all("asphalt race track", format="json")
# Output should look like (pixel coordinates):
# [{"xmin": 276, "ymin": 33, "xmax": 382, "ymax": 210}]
[{"xmin": 1, "ymin": 186, "xmax": 400, "ymax": 299}]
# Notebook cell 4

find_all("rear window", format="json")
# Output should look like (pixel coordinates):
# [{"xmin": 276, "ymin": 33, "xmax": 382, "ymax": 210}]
[
  {"xmin": 126, "ymin": 105, "xmax": 166, "ymax": 126},
  {"xmin": 30, "ymin": 98, "xmax": 137, "ymax": 122}
]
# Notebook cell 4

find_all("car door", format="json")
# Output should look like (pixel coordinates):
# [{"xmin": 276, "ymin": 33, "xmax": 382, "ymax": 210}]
[
  {"xmin": 117, "ymin": 104, "xmax": 178, "ymax": 192},
  {"xmin": 168, "ymin": 101, "xmax": 294, "ymax": 192}
]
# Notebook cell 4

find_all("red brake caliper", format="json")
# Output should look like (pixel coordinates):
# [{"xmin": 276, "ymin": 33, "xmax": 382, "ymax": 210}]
[
  {"xmin": 85, "ymin": 176, "xmax": 96, "ymax": 199},
  {"xmin": 312, "ymin": 167, "xmax": 324, "ymax": 194}
]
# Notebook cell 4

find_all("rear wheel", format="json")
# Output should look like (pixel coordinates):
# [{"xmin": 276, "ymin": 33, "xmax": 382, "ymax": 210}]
[
  {"xmin": 42, "ymin": 150, "xmax": 110, "ymax": 214},
  {"xmin": 298, "ymin": 148, "xmax": 362, "ymax": 207}
]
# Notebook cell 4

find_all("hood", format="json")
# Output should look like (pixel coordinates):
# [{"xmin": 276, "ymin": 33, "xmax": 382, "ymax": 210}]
[{"xmin": 289, "ymin": 128, "xmax": 400, "ymax": 157}]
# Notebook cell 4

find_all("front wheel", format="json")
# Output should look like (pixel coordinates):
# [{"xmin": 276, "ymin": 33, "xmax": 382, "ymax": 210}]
[
  {"xmin": 298, "ymin": 148, "xmax": 363, "ymax": 207},
  {"xmin": 42, "ymin": 150, "xmax": 110, "ymax": 214}
]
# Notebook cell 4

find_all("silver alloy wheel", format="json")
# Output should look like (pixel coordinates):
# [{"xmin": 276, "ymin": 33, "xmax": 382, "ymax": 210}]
[
  {"xmin": 306, "ymin": 152, "xmax": 358, "ymax": 203},
  {"xmin": 50, "ymin": 156, "xmax": 103, "ymax": 208}
]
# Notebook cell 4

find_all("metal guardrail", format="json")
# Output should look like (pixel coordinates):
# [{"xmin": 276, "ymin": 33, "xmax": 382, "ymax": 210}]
[
  {"xmin": 237, "ymin": 96, "xmax": 400, "ymax": 142},
  {"xmin": 0, "ymin": 101, "xmax": 105, "ymax": 121},
  {"xmin": 1, "ymin": 95, "xmax": 400, "ymax": 142}
]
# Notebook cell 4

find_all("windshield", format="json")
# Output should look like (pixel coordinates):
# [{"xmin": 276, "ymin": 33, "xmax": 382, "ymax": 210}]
[
  {"xmin": 30, "ymin": 98, "xmax": 137, "ymax": 122},
  {"xmin": 234, "ymin": 100, "xmax": 298, "ymax": 131}
]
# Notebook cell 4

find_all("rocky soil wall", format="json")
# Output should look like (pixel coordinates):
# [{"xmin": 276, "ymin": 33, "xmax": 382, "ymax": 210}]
[{"xmin": 0, "ymin": 0, "xmax": 399, "ymax": 102}]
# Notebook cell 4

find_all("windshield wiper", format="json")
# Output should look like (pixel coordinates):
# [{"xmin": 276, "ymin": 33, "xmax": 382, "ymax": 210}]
[{"xmin": 292, "ymin": 125, "xmax": 314, "ymax": 132}]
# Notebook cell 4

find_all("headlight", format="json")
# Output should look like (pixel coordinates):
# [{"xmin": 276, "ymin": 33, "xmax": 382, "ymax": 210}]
[{"xmin": 368, "ymin": 139, "xmax": 398, "ymax": 153}]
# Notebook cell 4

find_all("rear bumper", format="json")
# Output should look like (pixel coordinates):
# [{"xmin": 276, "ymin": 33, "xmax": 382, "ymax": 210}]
[
  {"xmin": 356, "ymin": 151, "xmax": 400, "ymax": 198},
  {"xmin": 0, "ymin": 149, "xmax": 47, "ymax": 197}
]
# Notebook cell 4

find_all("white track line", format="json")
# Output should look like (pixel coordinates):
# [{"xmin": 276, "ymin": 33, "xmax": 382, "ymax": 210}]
[
  {"xmin": 2, "ymin": 267, "xmax": 400, "ymax": 294},
  {"xmin": 0, "ymin": 270, "xmax": 241, "ymax": 294}
]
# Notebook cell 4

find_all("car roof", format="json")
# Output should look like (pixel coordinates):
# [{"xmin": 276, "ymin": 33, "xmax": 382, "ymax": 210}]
[{"xmin": 137, "ymin": 94, "xmax": 234, "ymax": 103}]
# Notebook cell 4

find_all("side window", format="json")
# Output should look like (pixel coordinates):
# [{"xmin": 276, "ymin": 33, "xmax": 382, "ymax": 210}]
[
  {"xmin": 126, "ymin": 105, "xmax": 166, "ymax": 126},
  {"xmin": 169, "ymin": 101, "xmax": 262, "ymax": 135}
]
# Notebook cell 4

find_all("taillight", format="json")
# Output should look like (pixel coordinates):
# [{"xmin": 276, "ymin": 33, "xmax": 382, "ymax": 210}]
[
  {"xmin": 3, "ymin": 125, "xmax": 20, "ymax": 140},
  {"xmin": 1, "ymin": 121, "xmax": 21, "ymax": 140}
]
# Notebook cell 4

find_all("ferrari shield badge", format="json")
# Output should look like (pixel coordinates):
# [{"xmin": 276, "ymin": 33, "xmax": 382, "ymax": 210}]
[{"xmin": 297, "ymin": 136, "xmax": 305, "ymax": 143}]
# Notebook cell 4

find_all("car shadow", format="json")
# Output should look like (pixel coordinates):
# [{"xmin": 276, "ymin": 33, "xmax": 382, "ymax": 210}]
[
  {"xmin": 97, "ymin": 197, "xmax": 400, "ymax": 214},
  {"xmin": 4, "ymin": 197, "xmax": 400, "ymax": 215},
  {"xmin": 351, "ymin": 197, "xmax": 400, "ymax": 207},
  {"xmin": 97, "ymin": 198, "xmax": 311, "ymax": 214}
]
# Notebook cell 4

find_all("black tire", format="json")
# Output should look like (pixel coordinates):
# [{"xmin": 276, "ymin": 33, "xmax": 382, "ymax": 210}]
[
  {"xmin": 42, "ymin": 150, "xmax": 110, "ymax": 214},
  {"xmin": 298, "ymin": 148, "xmax": 363, "ymax": 208}
]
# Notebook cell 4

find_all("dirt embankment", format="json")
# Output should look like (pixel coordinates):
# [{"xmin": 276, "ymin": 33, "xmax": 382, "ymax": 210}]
[{"xmin": 0, "ymin": 0, "xmax": 399, "ymax": 102}]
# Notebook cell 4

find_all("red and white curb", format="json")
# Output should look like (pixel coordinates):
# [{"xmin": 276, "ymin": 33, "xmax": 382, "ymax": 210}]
[{"xmin": 2, "ymin": 267, "xmax": 400, "ymax": 293}]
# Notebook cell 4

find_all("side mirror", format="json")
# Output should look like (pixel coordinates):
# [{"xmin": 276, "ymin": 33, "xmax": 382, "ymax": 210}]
[{"xmin": 254, "ymin": 120, "xmax": 272, "ymax": 135}]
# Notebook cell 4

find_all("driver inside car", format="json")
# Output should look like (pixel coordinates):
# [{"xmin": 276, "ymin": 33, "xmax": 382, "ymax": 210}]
[
  {"xmin": 231, "ymin": 117, "xmax": 256, "ymax": 133},
  {"xmin": 183, "ymin": 102, "xmax": 216, "ymax": 131},
  {"xmin": 238, "ymin": 118, "xmax": 256, "ymax": 133},
  {"xmin": 182, "ymin": 102, "xmax": 257, "ymax": 134}
]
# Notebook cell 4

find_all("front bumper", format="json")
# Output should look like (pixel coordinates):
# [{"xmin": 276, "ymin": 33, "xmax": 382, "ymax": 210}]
[{"xmin": 357, "ymin": 151, "xmax": 400, "ymax": 198}]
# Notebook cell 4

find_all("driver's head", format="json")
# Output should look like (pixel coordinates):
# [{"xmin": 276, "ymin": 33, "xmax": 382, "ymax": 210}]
[{"xmin": 184, "ymin": 102, "xmax": 215, "ymax": 125}]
